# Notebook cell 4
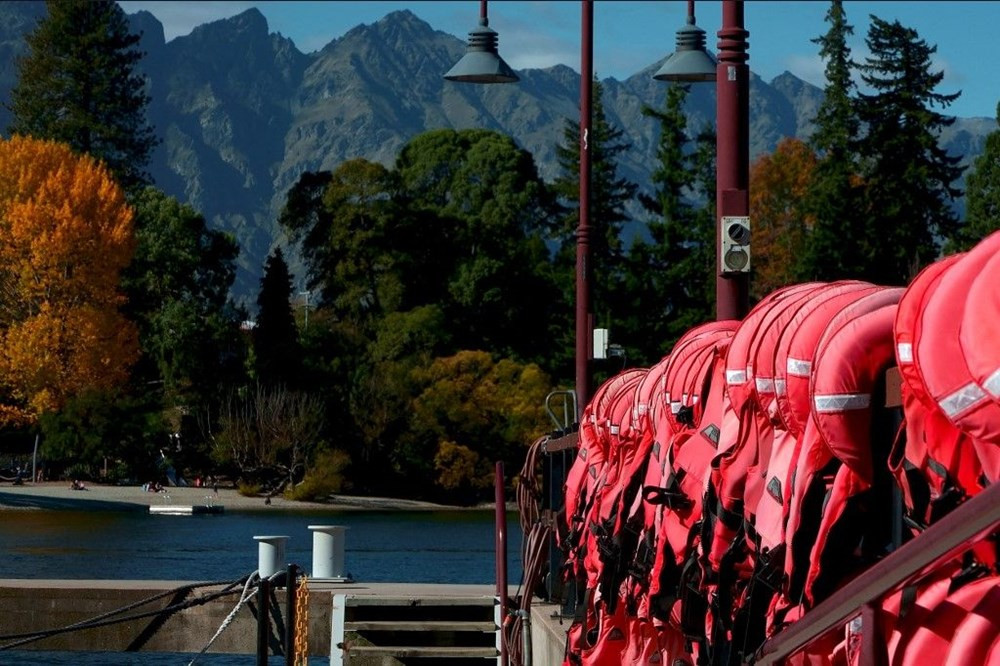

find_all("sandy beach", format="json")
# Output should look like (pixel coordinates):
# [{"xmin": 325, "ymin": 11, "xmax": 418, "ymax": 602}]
[{"xmin": 0, "ymin": 481, "xmax": 467, "ymax": 512}]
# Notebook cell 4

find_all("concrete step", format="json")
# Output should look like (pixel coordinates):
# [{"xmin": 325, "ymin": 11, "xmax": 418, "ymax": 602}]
[
  {"xmin": 345, "ymin": 620, "xmax": 497, "ymax": 632},
  {"xmin": 344, "ymin": 645, "xmax": 498, "ymax": 659},
  {"xmin": 332, "ymin": 592, "xmax": 501, "ymax": 665},
  {"xmin": 341, "ymin": 595, "xmax": 496, "ymax": 607}
]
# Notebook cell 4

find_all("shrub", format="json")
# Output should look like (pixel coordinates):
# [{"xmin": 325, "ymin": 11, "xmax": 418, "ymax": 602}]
[
  {"xmin": 285, "ymin": 449, "xmax": 350, "ymax": 502},
  {"xmin": 237, "ymin": 481, "xmax": 262, "ymax": 497}
]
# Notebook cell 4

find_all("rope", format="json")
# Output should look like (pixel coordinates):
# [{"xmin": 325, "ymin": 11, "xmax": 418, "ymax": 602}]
[
  {"xmin": 0, "ymin": 573, "xmax": 256, "ymax": 651},
  {"xmin": 187, "ymin": 572, "xmax": 260, "ymax": 665},
  {"xmin": 503, "ymin": 436, "xmax": 553, "ymax": 666}
]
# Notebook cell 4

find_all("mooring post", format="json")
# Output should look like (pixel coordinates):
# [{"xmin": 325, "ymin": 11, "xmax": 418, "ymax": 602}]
[
  {"xmin": 309, "ymin": 525, "xmax": 352, "ymax": 581},
  {"xmin": 254, "ymin": 535, "xmax": 289, "ymax": 578}
]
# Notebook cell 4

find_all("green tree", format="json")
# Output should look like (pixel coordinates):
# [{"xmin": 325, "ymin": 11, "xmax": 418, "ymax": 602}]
[
  {"xmin": 622, "ymin": 85, "xmax": 715, "ymax": 359},
  {"xmin": 124, "ymin": 187, "xmax": 242, "ymax": 409},
  {"xmin": 395, "ymin": 129, "xmax": 560, "ymax": 367},
  {"xmin": 123, "ymin": 187, "xmax": 243, "ymax": 476},
  {"xmin": 801, "ymin": 0, "xmax": 868, "ymax": 281},
  {"xmin": 855, "ymin": 15, "xmax": 963, "ymax": 284},
  {"xmin": 7, "ymin": 0, "xmax": 157, "ymax": 191},
  {"xmin": 254, "ymin": 248, "xmax": 301, "ymax": 387},
  {"xmin": 945, "ymin": 102, "xmax": 1000, "ymax": 253}
]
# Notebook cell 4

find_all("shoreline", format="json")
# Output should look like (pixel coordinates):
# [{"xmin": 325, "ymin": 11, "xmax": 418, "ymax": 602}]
[{"xmin": 0, "ymin": 481, "xmax": 490, "ymax": 513}]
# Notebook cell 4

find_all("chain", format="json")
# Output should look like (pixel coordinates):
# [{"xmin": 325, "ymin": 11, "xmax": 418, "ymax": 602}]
[{"xmin": 294, "ymin": 573, "xmax": 309, "ymax": 666}]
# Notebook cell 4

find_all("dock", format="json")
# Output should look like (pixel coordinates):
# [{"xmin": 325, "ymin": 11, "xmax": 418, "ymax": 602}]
[
  {"xmin": 0, "ymin": 579, "xmax": 568, "ymax": 662},
  {"xmin": 148, "ymin": 504, "xmax": 224, "ymax": 515}
]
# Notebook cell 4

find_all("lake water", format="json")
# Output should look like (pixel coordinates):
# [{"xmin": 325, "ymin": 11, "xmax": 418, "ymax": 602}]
[
  {"xmin": 0, "ymin": 507, "xmax": 523, "ymax": 664},
  {"xmin": 0, "ymin": 508, "xmax": 522, "ymax": 583}
]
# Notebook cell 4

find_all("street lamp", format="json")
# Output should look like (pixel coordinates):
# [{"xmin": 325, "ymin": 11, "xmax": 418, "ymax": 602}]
[
  {"xmin": 444, "ymin": 0, "xmax": 518, "ymax": 83},
  {"xmin": 654, "ymin": 1, "xmax": 717, "ymax": 82},
  {"xmin": 656, "ymin": 0, "xmax": 751, "ymax": 321}
]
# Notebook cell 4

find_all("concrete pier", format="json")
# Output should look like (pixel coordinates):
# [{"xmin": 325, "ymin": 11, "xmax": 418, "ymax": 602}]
[{"xmin": 0, "ymin": 580, "xmax": 562, "ymax": 659}]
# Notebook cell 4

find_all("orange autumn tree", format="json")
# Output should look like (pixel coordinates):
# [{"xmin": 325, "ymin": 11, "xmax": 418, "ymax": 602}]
[
  {"xmin": 749, "ymin": 137, "xmax": 818, "ymax": 299},
  {"xmin": 0, "ymin": 135, "xmax": 138, "ymax": 425}
]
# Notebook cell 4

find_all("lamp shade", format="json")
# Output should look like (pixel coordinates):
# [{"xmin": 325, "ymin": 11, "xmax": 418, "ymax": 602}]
[
  {"xmin": 445, "ymin": 21, "xmax": 519, "ymax": 84},
  {"xmin": 654, "ymin": 22, "xmax": 717, "ymax": 82}
]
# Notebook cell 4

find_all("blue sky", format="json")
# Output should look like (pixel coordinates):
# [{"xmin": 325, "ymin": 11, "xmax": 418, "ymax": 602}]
[{"xmin": 117, "ymin": 1, "xmax": 999, "ymax": 119}]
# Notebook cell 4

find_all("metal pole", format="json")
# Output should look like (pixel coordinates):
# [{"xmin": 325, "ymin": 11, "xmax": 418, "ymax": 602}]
[
  {"xmin": 495, "ymin": 461, "xmax": 508, "ymax": 665},
  {"xmin": 31, "ymin": 433, "xmax": 39, "ymax": 484},
  {"xmin": 285, "ymin": 564, "xmax": 297, "ymax": 666},
  {"xmin": 575, "ymin": 0, "xmax": 594, "ymax": 420},
  {"xmin": 257, "ymin": 576, "xmax": 270, "ymax": 666},
  {"xmin": 715, "ymin": 0, "xmax": 750, "ymax": 320}
]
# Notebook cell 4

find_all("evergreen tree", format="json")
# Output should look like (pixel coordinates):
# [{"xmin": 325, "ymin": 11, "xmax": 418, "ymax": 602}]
[
  {"xmin": 621, "ymin": 84, "xmax": 714, "ymax": 360},
  {"xmin": 855, "ymin": 15, "xmax": 963, "ymax": 284},
  {"xmin": 254, "ymin": 248, "xmax": 301, "ymax": 388},
  {"xmin": 7, "ymin": 0, "xmax": 157, "ymax": 191},
  {"xmin": 945, "ymin": 101, "xmax": 1000, "ymax": 253},
  {"xmin": 801, "ymin": 0, "xmax": 868, "ymax": 282},
  {"xmin": 551, "ymin": 78, "xmax": 639, "ymax": 375}
]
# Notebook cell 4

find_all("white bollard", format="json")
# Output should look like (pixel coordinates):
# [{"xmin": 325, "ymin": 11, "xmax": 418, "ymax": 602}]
[
  {"xmin": 308, "ymin": 525, "xmax": 352, "ymax": 581},
  {"xmin": 253, "ymin": 535, "xmax": 289, "ymax": 578}
]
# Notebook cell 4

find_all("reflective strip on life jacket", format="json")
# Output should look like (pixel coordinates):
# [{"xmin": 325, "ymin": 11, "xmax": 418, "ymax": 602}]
[
  {"xmin": 896, "ymin": 342, "xmax": 912, "ymax": 363},
  {"xmin": 813, "ymin": 393, "xmax": 871, "ymax": 413},
  {"xmin": 985, "ymin": 368, "xmax": 1000, "ymax": 399},
  {"xmin": 938, "ymin": 381, "xmax": 989, "ymax": 418},
  {"xmin": 786, "ymin": 358, "xmax": 811, "ymax": 377},
  {"xmin": 755, "ymin": 377, "xmax": 774, "ymax": 393}
]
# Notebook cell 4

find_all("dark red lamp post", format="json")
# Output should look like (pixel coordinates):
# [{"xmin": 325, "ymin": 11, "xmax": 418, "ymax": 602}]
[{"xmin": 656, "ymin": 0, "xmax": 751, "ymax": 322}]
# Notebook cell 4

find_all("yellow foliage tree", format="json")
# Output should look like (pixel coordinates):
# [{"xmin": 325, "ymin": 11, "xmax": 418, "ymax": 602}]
[
  {"xmin": 0, "ymin": 136, "xmax": 138, "ymax": 423},
  {"xmin": 410, "ymin": 350, "xmax": 552, "ymax": 497},
  {"xmin": 749, "ymin": 137, "xmax": 818, "ymax": 299}
]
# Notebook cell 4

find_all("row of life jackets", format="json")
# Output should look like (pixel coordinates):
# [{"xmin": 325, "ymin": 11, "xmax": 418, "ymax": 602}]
[{"xmin": 558, "ymin": 230, "xmax": 1000, "ymax": 666}]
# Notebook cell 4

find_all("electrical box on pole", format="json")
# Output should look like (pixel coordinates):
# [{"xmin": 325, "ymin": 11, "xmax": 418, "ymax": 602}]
[{"xmin": 721, "ymin": 215, "xmax": 751, "ymax": 273}]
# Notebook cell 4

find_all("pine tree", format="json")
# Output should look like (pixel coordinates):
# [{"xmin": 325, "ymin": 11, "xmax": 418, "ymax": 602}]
[
  {"xmin": 7, "ymin": 0, "xmax": 157, "ymax": 191},
  {"xmin": 620, "ymin": 84, "xmax": 714, "ymax": 359},
  {"xmin": 945, "ymin": 101, "xmax": 1000, "ymax": 253},
  {"xmin": 254, "ymin": 248, "xmax": 301, "ymax": 388},
  {"xmin": 855, "ymin": 15, "xmax": 963, "ymax": 284},
  {"xmin": 801, "ymin": 0, "xmax": 867, "ymax": 282}
]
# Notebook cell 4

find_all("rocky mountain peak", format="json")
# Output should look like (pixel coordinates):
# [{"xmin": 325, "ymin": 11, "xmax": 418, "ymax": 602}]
[{"xmin": 184, "ymin": 7, "xmax": 270, "ymax": 46}]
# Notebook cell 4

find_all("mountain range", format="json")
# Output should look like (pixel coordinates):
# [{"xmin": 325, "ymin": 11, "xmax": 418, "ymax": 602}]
[{"xmin": 0, "ymin": 3, "xmax": 993, "ymax": 304}]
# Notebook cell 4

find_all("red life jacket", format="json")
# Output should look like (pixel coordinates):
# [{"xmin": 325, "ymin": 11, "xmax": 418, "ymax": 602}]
[
  {"xmin": 802, "ymin": 301, "xmax": 900, "ymax": 605},
  {"xmin": 892, "ymin": 575, "xmax": 1000, "ymax": 666},
  {"xmin": 650, "ymin": 337, "xmax": 735, "ymax": 614},
  {"xmin": 783, "ymin": 290, "xmax": 902, "ymax": 611},
  {"xmin": 777, "ymin": 285, "xmax": 883, "ymax": 443},
  {"xmin": 753, "ymin": 282, "xmax": 874, "ymax": 555},
  {"xmin": 743, "ymin": 284, "xmax": 829, "ymax": 549},
  {"xmin": 961, "ymin": 234, "xmax": 1000, "ymax": 423},
  {"xmin": 563, "ymin": 370, "xmax": 647, "ymax": 598},
  {"xmin": 915, "ymin": 236, "xmax": 1000, "ymax": 482},
  {"xmin": 585, "ymin": 373, "xmax": 647, "ymax": 594},
  {"xmin": 707, "ymin": 284, "xmax": 816, "ymax": 578},
  {"xmin": 891, "ymin": 253, "xmax": 974, "ymax": 529}
]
